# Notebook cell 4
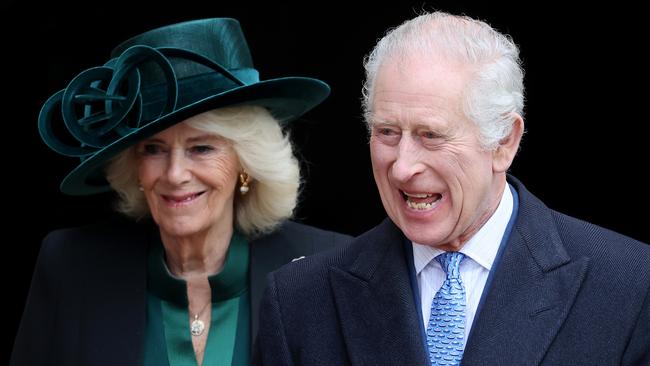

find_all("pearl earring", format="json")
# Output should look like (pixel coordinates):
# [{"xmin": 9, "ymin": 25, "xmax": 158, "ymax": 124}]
[
  {"xmin": 138, "ymin": 186, "xmax": 144, "ymax": 192},
  {"xmin": 239, "ymin": 172, "xmax": 250, "ymax": 195}
]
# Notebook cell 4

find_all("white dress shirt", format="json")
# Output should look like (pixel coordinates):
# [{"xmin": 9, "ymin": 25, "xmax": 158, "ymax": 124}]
[{"xmin": 412, "ymin": 184, "xmax": 513, "ymax": 341}]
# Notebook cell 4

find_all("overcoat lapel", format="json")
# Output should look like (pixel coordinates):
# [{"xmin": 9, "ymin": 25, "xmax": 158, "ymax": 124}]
[
  {"xmin": 330, "ymin": 220, "xmax": 429, "ymax": 365},
  {"xmin": 249, "ymin": 225, "xmax": 313, "ymax": 344},
  {"xmin": 250, "ymin": 231, "xmax": 289, "ymax": 342},
  {"xmin": 462, "ymin": 179, "xmax": 589, "ymax": 365},
  {"xmin": 250, "ymin": 222, "xmax": 349, "ymax": 343}
]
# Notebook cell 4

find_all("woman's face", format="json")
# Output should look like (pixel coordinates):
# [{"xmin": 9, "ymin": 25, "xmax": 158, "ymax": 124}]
[{"xmin": 136, "ymin": 120, "xmax": 240, "ymax": 239}]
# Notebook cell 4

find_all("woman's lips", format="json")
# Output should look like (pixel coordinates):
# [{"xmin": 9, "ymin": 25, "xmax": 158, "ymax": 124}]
[{"xmin": 162, "ymin": 191, "xmax": 205, "ymax": 206}]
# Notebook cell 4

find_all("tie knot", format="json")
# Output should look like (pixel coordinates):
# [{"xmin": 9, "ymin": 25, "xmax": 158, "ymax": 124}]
[{"xmin": 436, "ymin": 252, "xmax": 464, "ymax": 278}]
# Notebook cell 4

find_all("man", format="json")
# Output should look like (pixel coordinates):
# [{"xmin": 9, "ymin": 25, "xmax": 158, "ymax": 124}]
[{"xmin": 253, "ymin": 11, "xmax": 649, "ymax": 365}]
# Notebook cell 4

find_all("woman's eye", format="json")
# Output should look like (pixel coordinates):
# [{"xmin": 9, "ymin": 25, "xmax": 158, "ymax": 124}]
[
  {"xmin": 142, "ymin": 144, "xmax": 162, "ymax": 155},
  {"xmin": 191, "ymin": 145, "xmax": 214, "ymax": 154}
]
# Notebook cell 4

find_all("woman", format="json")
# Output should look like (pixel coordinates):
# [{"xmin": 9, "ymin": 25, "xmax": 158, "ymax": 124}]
[{"xmin": 11, "ymin": 18, "xmax": 351, "ymax": 366}]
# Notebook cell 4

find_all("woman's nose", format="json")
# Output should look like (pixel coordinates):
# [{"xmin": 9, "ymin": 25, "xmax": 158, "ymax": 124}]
[{"xmin": 165, "ymin": 150, "xmax": 192, "ymax": 185}]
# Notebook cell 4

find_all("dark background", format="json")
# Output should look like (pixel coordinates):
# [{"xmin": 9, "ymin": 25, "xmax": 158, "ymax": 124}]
[{"xmin": 3, "ymin": 0, "xmax": 648, "ymax": 362}]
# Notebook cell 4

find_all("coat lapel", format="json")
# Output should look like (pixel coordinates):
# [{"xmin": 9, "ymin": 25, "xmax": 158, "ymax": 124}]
[
  {"xmin": 249, "ymin": 229, "xmax": 292, "ymax": 342},
  {"xmin": 249, "ymin": 222, "xmax": 350, "ymax": 344},
  {"xmin": 330, "ymin": 219, "xmax": 429, "ymax": 366},
  {"xmin": 462, "ymin": 179, "xmax": 589, "ymax": 365}
]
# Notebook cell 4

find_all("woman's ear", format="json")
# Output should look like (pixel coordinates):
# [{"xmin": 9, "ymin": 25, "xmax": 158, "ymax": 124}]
[{"xmin": 492, "ymin": 114, "xmax": 524, "ymax": 173}]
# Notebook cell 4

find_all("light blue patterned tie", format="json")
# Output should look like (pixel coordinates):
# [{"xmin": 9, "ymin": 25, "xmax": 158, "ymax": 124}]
[{"xmin": 426, "ymin": 252, "xmax": 466, "ymax": 365}]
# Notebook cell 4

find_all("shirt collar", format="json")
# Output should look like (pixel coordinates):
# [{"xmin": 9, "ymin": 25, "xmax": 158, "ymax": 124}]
[
  {"xmin": 412, "ymin": 183, "xmax": 514, "ymax": 274},
  {"xmin": 147, "ymin": 228, "xmax": 250, "ymax": 305}
]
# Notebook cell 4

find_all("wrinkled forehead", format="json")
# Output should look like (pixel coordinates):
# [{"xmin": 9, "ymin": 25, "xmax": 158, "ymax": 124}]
[
  {"xmin": 370, "ymin": 55, "xmax": 473, "ymax": 125},
  {"xmin": 375, "ymin": 52, "xmax": 475, "ymax": 91}
]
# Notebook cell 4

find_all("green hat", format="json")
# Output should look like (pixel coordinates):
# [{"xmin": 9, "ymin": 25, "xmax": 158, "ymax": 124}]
[{"xmin": 39, "ymin": 18, "xmax": 330, "ymax": 195}]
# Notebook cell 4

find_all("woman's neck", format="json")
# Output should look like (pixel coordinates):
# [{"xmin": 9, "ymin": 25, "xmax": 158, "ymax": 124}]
[{"xmin": 160, "ymin": 225, "xmax": 234, "ymax": 280}]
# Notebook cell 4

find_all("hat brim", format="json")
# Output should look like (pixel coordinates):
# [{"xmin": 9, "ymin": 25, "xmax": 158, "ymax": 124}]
[{"xmin": 59, "ymin": 76, "xmax": 329, "ymax": 195}]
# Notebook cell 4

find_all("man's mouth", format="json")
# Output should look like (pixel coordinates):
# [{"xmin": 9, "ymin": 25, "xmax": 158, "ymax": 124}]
[{"xmin": 401, "ymin": 191, "xmax": 442, "ymax": 210}]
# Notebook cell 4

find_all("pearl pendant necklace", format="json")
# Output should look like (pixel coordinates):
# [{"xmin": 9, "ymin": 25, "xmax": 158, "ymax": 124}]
[{"xmin": 191, "ymin": 314, "xmax": 205, "ymax": 336}]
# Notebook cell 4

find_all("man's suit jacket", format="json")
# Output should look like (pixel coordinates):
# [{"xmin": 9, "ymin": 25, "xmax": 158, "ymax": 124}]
[
  {"xmin": 254, "ymin": 177, "xmax": 650, "ymax": 365},
  {"xmin": 10, "ymin": 219, "xmax": 351, "ymax": 366}
]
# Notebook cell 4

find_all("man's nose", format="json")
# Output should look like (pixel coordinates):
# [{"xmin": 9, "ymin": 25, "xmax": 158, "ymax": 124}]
[{"xmin": 391, "ymin": 135, "xmax": 425, "ymax": 183}]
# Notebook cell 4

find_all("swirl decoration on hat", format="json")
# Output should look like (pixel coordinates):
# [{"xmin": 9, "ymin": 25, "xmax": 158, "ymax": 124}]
[{"xmin": 38, "ymin": 45, "xmax": 245, "ymax": 158}]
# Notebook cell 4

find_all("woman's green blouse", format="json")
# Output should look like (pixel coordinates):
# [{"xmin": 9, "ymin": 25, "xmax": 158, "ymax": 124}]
[{"xmin": 143, "ymin": 230, "xmax": 250, "ymax": 366}]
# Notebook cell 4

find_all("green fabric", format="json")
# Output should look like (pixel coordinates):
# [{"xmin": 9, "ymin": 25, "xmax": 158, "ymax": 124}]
[
  {"xmin": 184, "ymin": 297, "xmax": 238, "ymax": 365},
  {"xmin": 144, "ymin": 230, "xmax": 250, "ymax": 366},
  {"xmin": 143, "ymin": 296, "xmax": 170, "ymax": 365},
  {"xmin": 230, "ymin": 292, "xmax": 251, "ymax": 366}
]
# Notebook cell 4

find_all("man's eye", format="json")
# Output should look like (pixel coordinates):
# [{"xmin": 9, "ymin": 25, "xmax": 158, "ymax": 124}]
[
  {"xmin": 419, "ymin": 130, "xmax": 446, "ymax": 149},
  {"xmin": 373, "ymin": 126, "xmax": 401, "ymax": 145},
  {"xmin": 378, "ymin": 127, "xmax": 398, "ymax": 136},
  {"xmin": 422, "ymin": 131, "xmax": 438, "ymax": 139}
]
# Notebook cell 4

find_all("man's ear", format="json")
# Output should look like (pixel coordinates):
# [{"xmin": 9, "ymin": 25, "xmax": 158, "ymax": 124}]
[{"xmin": 493, "ymin": 114, "xmax": 524, "ymax": 173}]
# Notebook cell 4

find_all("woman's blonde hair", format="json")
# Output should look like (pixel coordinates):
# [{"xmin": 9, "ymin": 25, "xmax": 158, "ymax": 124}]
[{"xmin": 105, "ymin": 105, "xmax": 300, "ymax": 237}]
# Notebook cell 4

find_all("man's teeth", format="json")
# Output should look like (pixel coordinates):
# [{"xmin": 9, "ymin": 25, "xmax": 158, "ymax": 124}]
[{"xmin": 403, "ymin": 192, "xmax": 438, "ymax": 210}]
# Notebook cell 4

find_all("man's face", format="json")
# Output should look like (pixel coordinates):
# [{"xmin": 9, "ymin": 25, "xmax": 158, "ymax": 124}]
[{"xmin": 369, "ymin": 55, "xmax": 504, "ymax": 250}]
